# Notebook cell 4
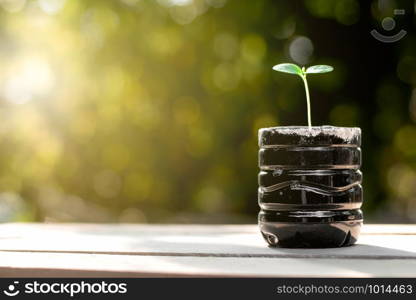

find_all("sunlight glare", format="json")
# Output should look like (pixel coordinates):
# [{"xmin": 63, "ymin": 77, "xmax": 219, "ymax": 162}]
[{"xmin": 3, "ymin": 58, "xmax": 54, "ymax": 104}]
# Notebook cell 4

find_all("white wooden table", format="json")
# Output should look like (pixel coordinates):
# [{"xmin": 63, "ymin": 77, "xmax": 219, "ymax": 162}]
[{"xmin": 0, "ymin": 223, "xmax": 415, "ymax": 277}]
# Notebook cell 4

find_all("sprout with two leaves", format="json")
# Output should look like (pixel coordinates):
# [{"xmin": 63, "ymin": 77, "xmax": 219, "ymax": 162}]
[{"xmin": 272, "ymin": 63, "xmax": 333, "ymax": 128}]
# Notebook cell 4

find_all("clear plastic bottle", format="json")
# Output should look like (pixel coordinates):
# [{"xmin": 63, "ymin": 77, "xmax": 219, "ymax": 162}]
[{"xmin": 258, "ymin": 126, "xmax": 363, "ymax": 248}]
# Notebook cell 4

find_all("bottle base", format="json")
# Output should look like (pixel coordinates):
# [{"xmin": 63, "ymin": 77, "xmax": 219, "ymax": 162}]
[{"xmin": 259, "ymin": 221, "xmax": 362, "ymax": 248}]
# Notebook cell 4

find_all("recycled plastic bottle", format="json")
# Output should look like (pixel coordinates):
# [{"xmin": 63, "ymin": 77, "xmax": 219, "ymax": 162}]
[{"xmin": 258, "ymin": 126, "xmax": 363, "ymax": 248}]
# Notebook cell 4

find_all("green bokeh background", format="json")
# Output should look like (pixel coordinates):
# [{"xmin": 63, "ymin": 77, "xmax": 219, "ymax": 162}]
[{"xmin": 0, "ymin": 0, "xmax": 415, "ymax": 223}]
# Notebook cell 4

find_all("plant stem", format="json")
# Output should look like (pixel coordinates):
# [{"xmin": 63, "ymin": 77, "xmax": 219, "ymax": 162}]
[{"xmin": 301, "ymin": 74, "xmax": 312, "ymax": 128}]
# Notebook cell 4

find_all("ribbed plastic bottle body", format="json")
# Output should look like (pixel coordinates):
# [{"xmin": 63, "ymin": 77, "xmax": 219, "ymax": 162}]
[{"xmin": 258, "ymin": 126, "xmax": 363, "ymax": 248}]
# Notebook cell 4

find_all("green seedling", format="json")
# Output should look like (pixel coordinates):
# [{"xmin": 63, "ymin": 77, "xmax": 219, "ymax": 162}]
[{"xmin": 272, "ymin": 63, "xmax": 333, "ymax": 128}]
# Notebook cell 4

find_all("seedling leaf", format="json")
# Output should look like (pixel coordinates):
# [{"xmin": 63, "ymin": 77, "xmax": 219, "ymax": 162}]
[
  {"xmin": 305, "ymin": 65, "xmax": 333, "ymax": 74},
  {"xmin": 272, "ymin": 63, "xmax": 303, "ymax": 76},
  {"xmin": 272, "ymin": 62, "xmax": 334, "ymax": 128}
]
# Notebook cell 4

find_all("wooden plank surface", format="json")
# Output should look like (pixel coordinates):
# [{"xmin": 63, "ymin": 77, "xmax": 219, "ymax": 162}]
[{"xmin": 0, "ymin": 223, "xmax": 415, "ymax": 277}]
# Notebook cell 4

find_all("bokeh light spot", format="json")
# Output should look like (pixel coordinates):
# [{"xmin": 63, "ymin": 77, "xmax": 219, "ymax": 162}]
[
  {"xmin": 394, "ymin": 125, "xmax": 416, "ymax": 157},
  {"xmin": 213, "ymin": 32, "xmax": 239, "ymax": 60},
  {"xmin": 213, "ymin": 62, "xmax": 241, "ymax": 91},
  {"xmin": 241, "ymin": 34, "xmax": 267, "ymax": 64},
  {"xmin": 38, "ymin": 0, "xmax": 66, "ymax": 15},
  {"xmin": 3, "ymin": 57, "xmax": 54, "ymax": 104},
  {"xmin": 388, "ymin": 164, "xmax": 416, "ymax": 199},
  {"xmin": 158, "ymin": 0, "xmax": 193, "ymax": 7},
  {"xmin": 288, "ymin": 36, "xmax": 314, "ymax": 65},
  {"xmin": 169, "ymin": 3, "xmax": 198, "ymax": 24},
  {"xmin": 195, "ymin": 186, "xmax": 224, "ymax": 213}
]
